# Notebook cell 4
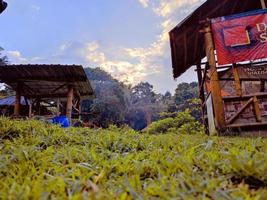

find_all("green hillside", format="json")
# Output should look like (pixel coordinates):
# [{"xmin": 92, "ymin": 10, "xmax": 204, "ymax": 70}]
[{"xmin": 0, "ymin": 118, "xmax": 266, "ymax": 199}]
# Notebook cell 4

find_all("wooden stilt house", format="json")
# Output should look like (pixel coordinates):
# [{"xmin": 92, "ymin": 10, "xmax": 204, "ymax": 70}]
[
  {"xmin": 0, "ymin": 65, "xmax": 94, "ymax": 123},
  {"xmin": 169, "ymin": 0, "xmax": 267, "ymax": 136}
]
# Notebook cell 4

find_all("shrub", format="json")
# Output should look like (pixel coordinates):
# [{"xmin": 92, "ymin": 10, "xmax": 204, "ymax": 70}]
[{"xmin": 145, "ymin": 110, "xmax": 203, "ymax": 134}]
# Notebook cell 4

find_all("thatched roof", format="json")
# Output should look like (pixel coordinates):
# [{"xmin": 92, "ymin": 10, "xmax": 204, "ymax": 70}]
[{"xmin": 0, "ymin": 64, "xmax": 94, "ymax": 99}]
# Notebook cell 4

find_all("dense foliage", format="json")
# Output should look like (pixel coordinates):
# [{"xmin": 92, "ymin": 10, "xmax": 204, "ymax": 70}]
[
  {"xmin": 0, "ymin": 118, "xmax": 266, "ymax": 199},
  {"xmin": 145, "ymin": 110, "xmax": 203, "ymax": 135},
  {"xmin": 0, "ymin": 47, "xmax": 8, "ymax": 66},
  {"xmin": 82, "ymin": 68, "xmax": 166, "ymax": 129},
  {"xmin": 82, "ymin": 67, "xmax": 129, "ymax": 128},
  {"xmin": 0, "ymin": 48, "xmax": 14, "ymax": 98},
  {"xmin": 82, "ymin": 67, "xmax": 200, "ymax": 130}
]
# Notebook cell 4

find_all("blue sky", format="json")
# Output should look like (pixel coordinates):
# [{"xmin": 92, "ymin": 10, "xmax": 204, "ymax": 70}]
[{"xmin": 0, "ymin": 0, "xmax": 205, "ymax": 93}]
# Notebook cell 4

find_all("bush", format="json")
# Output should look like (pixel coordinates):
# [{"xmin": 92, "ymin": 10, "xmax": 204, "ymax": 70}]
[{"xmin": 145, "ymin": 110, "xmax": 204, "ymax": 134}]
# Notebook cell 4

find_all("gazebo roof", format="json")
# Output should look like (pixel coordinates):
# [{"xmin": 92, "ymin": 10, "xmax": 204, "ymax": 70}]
[
  {"xmin": 169, "ymin": 0, "xmax": 264, "ymax": 78},
  {"xmin": 0, "ymin": 64, "xmax": 94, "ymax": 99}
]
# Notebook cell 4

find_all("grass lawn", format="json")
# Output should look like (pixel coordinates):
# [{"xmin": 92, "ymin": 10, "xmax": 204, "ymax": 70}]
[{"xmin": 0, "ymin": 118, "xmax": 266, "ymax": 199}]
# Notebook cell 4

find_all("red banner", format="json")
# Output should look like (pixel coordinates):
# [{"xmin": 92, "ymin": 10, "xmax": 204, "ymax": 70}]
[{"xmin": 212, "ymin": 10, "xmax": 267, "ymax": 65}]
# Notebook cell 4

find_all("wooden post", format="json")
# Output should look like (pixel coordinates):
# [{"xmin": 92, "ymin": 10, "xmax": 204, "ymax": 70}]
[
  {"xmin": 57, "ymin": 98, "xmax": 60, "ymax": 116},
  {"xmin": 77, "ymin": 97, "xmax": 81, "ymax": 120},
  {"xmin": 28, "ymin": 99, "xmax": 32, "ymax": 118},
  {"xmin": 66, "ymin": 85, "xmax": 74, "ymax": 122},
  {"xmin": 260, "ymin": 0, "xmax": 266, "ymax": 9},
  {"xmin": 36, "ymin": 98, "xmax": 41, "ymax": 115},
  {"xmin": 196, "ymin": 62, "xmax": 207, "ymax": 130},
  {"xmin": 232, "ymin": 64, "xmax": 242, "ymax": 96},
  {"xmin": 253, "ymin": 96, "xmax": 262, "ymax": 122},
  {"xmin": 203, "ymin": 22, "xmax": 226, "ymax": 132},
  {"xmin": 196, "ymin": 63, "xmax": 205, "ymax": 101},
  {"xmin": 14, "ymin": 84, "xmax": 22, "ymax": 116},
  {"xmin": 260, "ymin": 81, "xmax": 265, "ymax": 92}
]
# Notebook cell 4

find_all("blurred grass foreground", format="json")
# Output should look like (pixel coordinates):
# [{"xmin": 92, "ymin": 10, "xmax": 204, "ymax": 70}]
[{"xmin": 0, "ymin": 118, "xmax": 266, "ymax": 199}]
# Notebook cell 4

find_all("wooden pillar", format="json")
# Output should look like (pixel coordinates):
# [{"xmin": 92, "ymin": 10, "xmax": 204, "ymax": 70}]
[
  {"xmin": 196, "ymin": 62, "xmax": 206, "ymax": 126},
  {"xmin": 196, "ymin": 63, "xmax": 205, "ymax": 101},
  {"xmin": 36, "ymin": 98, "xmax": 41, "ymax": 115},
  {"xmin": 260, "ymin": 0, "xmax": 266, "ymax": 9},
  {"xmin": 260, "ymin": 81, "xmax": 265, "ymax": 92},
  {"xmin": 203, "ymin": 22, "xmax": 226, "ymax": 132},
  {"xmin": 28, "ymin": 99, "xmax": 32, "ymax": 118},
  {"xmin": 77, "ymin": 97, "xmax": 81, "ymax": 120},
  {"xmin": 14, "ymin": 84, "xmax": 22, "ymax": 116},
  {"xmin": 57, "ymin": 98, "xmax": 60, "ymax": 116},
  {"xmin": 66, "ymin": 85, "xmax": 74, "ymax": 121},
  {"xmin": 253, "ymin": 96, "xmax": 262, "ymax": 122},
  {"xmin": 232, "ymin": 64, "xmax": 242, "ymax": 96}
]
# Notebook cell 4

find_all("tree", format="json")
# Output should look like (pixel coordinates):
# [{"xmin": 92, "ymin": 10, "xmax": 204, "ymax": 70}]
[
  {"xmin": 82, "ymin": 67, "xmax": 130, "ymax": 127},
  {"xmin": 174, "ymin": 82, "xmax": 201, "ymax": 121},
  {"xmin": 0, "ymin": 85, "xmax": 14, "ymax": 98},
  {"xmin": 130, "ymin": 82, "xmax": 156, "ymax": 105},
  {"xmin": 0, "ymin": 48, "xmax": 12, "ymax": 98},
  {"xmin": 126, "ymin": 82, "xmax": 167, "ymax": 130},
  {"xmin": 0, "ymin": 47, "xmax": 8, "ymax": 65},
  {"xmin": 174, "ymin": 82, "xmax": 198, "ymax": 105}
]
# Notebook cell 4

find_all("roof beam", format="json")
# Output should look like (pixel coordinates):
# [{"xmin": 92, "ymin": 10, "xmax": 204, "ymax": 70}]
[{"xmin": 51, "ymin": 83, "xmax": 67, "ymax": 94}]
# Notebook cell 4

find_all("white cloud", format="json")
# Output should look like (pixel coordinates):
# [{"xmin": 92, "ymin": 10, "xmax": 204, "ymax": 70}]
[
  {"xmin": 78, "ymin": 42, "xmax": 105, "ymax": 64},
  {"xmin": 31, "ymin": 5, "xmax": 41, "ymax": 12},
  {"xmin": 152, "ymin": 0, "xmax": 197, "ymax": 17},
  {"xmin": 138, "ymin": 0, "xmax": 150, "ymax": 8},
  {"xmin": 135, "ymin": 0, "xmax": 205, "ymax": 83},
  {"xmin": 120, "ymin": 12, "xmax": 178, "ymax": 83},
  {"xmin": 57, "ymin": 1, "xmax": 204, "ymax": 87},
  {"xmin": 7, "ymin": 51, "xmax": 28, "ymax": 63},
  {"xmin": 73, "ymin": 42, "xmax": 154, "ymax": 84},
  {"xmin": 59, "ymin": 44, "xmax": 67, "ymax": 52},
  {"xmin": 7, "ymin": 51, "xmax": 42, "ymax": 64},
  {"xmin": 137, "ymin": 0, "xmax": 204, "ymax": 17},
  {"xmin": 85, "ymin": 42, "xmax": 100, "ymax": 52}
]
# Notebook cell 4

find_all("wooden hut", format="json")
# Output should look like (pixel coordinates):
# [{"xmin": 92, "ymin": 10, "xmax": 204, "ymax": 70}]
[
  {"xmin": 169, "ymin": 0, "xmax": 267, "ymax": 136},
  {"xmin": 0, "ymin": 64, "xmax": 94, "ymax": 122}
]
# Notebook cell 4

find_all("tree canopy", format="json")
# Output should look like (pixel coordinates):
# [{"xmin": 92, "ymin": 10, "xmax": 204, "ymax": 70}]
[{"xmin": 81, "ymin": 67, "xmax": 201, "ymax": 130}]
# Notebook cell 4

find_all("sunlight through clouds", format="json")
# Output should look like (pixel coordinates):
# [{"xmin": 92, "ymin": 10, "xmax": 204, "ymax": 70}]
[
  {"xmin": 72, "ymin": 0, "xmax": 205, "ymax": 87},
  {"xmin": 153, "ymin": 0, "xmax": 201, "ymax": 17},
  {"xmin": 76, "ymin": 41, "xmax": 156, "ymax": 85},
  {"xmin": 138, "ymin": 0, "xmax": 150, "ymax": 8}
]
